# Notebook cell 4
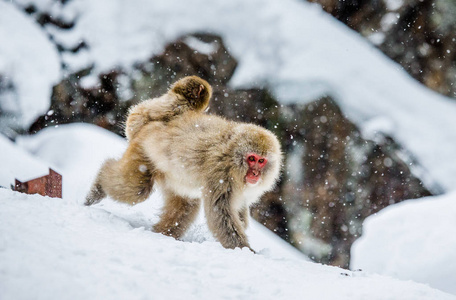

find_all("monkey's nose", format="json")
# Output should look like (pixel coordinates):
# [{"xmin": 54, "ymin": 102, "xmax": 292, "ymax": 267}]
[{"xmin": 252, "ymin": 169, "xmax": 259, "ymax": 176}]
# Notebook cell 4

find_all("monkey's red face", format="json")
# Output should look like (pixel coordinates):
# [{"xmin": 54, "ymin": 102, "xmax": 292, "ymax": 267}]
[{"xmin": 245, "ymin": 153, "xmax": 268, "ymax": 185}]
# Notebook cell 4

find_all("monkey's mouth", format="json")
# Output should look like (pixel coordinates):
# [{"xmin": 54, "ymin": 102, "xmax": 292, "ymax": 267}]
[{"xmin": 245, "ymin": 171, "xmax": 261, "ymax": 185}]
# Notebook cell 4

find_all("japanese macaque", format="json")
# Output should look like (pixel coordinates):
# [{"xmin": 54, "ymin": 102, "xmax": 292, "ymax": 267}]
[
  {"xmin": 125, "ymin": 75, "xmax": 212, "ymax": 141},
  {"xmin": 86, "ymin": 79, "xmax": 282, "ymax": 252}
]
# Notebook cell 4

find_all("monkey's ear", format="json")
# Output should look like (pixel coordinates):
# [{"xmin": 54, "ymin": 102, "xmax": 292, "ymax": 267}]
[
  {"xmin": 171, "ymin": 76, "xmax": 212, "ymax": 110},
  {"xmin": 197, "ymin": 84, "xmax": 204, "ymax": 98}
]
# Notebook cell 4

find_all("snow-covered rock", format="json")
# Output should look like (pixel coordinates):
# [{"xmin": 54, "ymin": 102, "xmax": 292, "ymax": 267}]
[
  {"xmin": 351, "ymin": 192, "xmax": 456, "ymax": 295},
  {"xmin": 0, "ymin": 2, "xmax": 60, "ymax": 130}
]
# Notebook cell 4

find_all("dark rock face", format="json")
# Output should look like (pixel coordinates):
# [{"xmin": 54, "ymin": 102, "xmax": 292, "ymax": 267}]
[
  {"xmin": 274, "ymin": 97, "xmax": 430, "ymax": 267},
  {"xmin": 308, "ymin": 0, "xmax": 456, "ymax": 98},
  {"xmin": 131, "ymin": 33, "xmax": 238, "ymax": 106},
  {"xmin": 29, "ymin": 69, "xmax": 130, "ymax": 136},
  {"xmin": 27, "ymin": 33, "xmax": 431, "ymax": 268},
  {"xmin": 29, "ymin": 33, "xmax": 239, "ymax": 135}
]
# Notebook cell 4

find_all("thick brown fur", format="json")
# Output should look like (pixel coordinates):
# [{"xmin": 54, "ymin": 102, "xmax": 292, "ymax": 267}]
[
  {"xmin": 85, "ymin": 139, "xmax": 158, "ymax": 206},
  {"xmin": 86, "ymin": 81, "xmax": 281, "ymax": 252},
  {"xmin": 125, "ymin": 76, "xmax": 212, "ymax": 141}
]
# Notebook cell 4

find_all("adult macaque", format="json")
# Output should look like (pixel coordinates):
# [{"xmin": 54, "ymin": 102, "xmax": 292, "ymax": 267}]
[{"xmin": 86, "ymin": 76, "xmax": 282, "ymax": 251}]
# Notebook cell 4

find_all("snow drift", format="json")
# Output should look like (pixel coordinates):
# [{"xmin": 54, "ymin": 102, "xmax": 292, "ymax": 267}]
[{"xmin": 351, "ymin": 192, "xmax": 456, "ymax": 295}]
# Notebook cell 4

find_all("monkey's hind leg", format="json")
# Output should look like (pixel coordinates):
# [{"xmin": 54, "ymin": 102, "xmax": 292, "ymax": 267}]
[
  {"xmin": 153, "ymin": 191, "xmax": 200, "ymax": 239},
  {"xmin": 85, "ymin": 143, "xmax": 156, "ymax": 206},
  {"xmin": 85, "ymin": 159, "xmax": 111, "ymax": 206}
]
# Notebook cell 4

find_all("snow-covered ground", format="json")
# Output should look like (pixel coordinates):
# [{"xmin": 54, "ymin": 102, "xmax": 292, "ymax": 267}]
[
  {"xmin": 351, "ymin": 192, "xmax": 456, "ymax": 296},
  {"xmin": 2, "ymin": 190, "xmax": 453, "ymax": 300},
  {"xmin": 1, "ymin": 123, "xmax": 455, "ymax": 300}
]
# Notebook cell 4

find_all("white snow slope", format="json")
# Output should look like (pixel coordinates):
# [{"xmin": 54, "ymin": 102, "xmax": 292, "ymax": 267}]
[
  {"xmin": 1, "ymin": 123, "xmax": 454, "ymax": 300},
  {"xmin": 351, "ymin": 192, "xmax": 456, "ymax": 296}
]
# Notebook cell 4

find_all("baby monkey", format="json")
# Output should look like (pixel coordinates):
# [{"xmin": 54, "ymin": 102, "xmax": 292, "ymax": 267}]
[{"xmin": 125, "ymin": 75, "xmax": 212, "ymax": 140}]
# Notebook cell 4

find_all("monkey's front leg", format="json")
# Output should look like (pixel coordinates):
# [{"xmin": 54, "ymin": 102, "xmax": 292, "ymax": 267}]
[
  {"xmin": 204, "ymin": 189, "xmax": 253, "ymax": 251},
  {"xmin": 238, "ymin": 206, "xmax": 250, "ymax": 229},
  {"xmin": 153, "ymin": 191, "xmax": 200, "ymax": 239}
]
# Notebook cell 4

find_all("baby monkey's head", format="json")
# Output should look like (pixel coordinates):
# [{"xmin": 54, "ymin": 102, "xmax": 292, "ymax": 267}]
[{"xmin": 170, "ymin": 76, "xmax": 212, "ymax": 112}]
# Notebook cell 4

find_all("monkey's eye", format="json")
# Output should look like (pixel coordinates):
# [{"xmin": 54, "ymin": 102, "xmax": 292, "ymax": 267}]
[
  {"xmin": 258, "ymin": 159, "xmax": 264, "ymax": 164},
  {"xmin": 248, "ymin": 156, "xmax": 256, "ymax": 162}
]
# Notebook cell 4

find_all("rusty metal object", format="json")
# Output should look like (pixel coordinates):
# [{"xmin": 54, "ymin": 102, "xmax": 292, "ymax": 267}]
[{"xmin": 15, "ymin": 169, "xmax": 62, "ymax": 198}]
